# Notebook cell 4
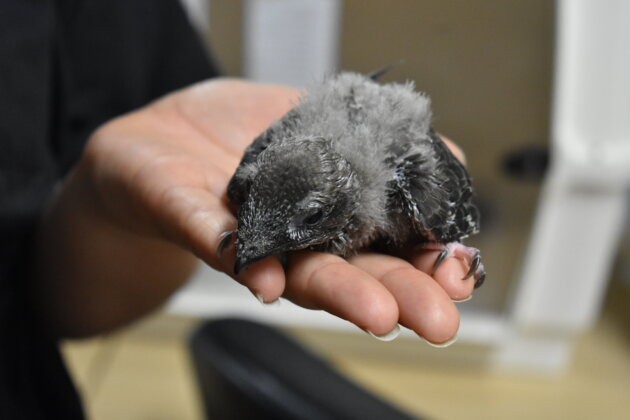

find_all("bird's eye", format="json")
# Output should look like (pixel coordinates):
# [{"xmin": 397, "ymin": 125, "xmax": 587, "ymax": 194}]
[{"xmin": 303, "ymin": 209, "xmax": 324, "ymax": 226}]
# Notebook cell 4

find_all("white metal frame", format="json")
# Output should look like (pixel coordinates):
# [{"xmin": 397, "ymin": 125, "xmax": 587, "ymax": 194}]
[{"xmin": 492, "ymin": 0, "xmax": 630, "ymax": 371}]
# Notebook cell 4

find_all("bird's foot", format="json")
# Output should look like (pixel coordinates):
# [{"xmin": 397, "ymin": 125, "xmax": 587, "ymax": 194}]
[
  {"xmin": 217, "ymin": 230, "xmax": 236, "ymax": 258},
  {"xmin": 427, "ymin": 242, "xmax": 486, "ymax": 289}
]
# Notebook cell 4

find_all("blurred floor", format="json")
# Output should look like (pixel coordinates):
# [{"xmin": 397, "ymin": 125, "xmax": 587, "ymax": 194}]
[{"xmin": 63, "ymin": 274, "xmax": 630, "ymax": 420}]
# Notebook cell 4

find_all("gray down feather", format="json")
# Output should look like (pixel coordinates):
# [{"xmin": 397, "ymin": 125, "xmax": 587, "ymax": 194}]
[{"xmin": 227, "ymin": 71, "xmax": 480, "ymax": 272}]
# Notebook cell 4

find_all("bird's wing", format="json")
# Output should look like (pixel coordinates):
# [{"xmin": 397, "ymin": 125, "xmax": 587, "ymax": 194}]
[
  {"xmin": 227, "ymin": 109, "xmax": 300, "ymax": 206},
  {"xmin": 390, "ymin": 130, "xmax": 479, "ymax": 242}
]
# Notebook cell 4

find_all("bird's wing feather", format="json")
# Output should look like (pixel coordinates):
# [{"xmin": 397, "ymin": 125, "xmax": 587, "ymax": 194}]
[{"xmin": 390, "ymin": 130, "xmax": 479, "ymax": 242}]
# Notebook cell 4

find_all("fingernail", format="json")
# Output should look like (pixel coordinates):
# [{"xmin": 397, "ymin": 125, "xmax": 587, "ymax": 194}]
[
  {"xmin": 255, "ymin": 293, "xmax": 280, "ymax": 306},
  {"xmin": 452, "ymin": 295, "xmax": 472, "ymax": 303},
  {"xmin": 367, "ymin": 324, "xmax": 401, "ymax": 342},
  {"xmin": 217, "ymin": 230, "xmax": 235, "ymax": 258},
  {"xmin": 422, "ymin": 334, "xmax": 458, "ymax": 348}
]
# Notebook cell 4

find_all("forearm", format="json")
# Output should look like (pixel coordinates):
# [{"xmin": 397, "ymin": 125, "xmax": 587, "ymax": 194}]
[{"xmin": 33, "ymin": 163, "xmax": 198, "ymax": 339}]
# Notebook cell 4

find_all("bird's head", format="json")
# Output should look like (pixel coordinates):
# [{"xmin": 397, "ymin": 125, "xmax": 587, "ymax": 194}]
[{"xmin": 234, "ymin": 137, "xmax": 360, "ymax": 273}]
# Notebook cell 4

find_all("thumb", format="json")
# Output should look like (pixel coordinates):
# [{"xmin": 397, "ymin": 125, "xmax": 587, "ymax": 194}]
[{"xmin": 154, "ymin": 185, "xmax": 287, "ymax": 302}]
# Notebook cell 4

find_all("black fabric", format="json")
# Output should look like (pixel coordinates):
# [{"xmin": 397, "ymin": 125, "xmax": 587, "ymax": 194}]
[
  {"xmin": 190, "ymin": 318, "xmax": 421, "ymax": 420},
  {"xmin": 0, "ymin": 0, "xmax": 218, "ymax": 418}
]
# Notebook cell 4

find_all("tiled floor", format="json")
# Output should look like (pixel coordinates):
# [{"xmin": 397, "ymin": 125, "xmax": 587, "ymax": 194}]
[
  {"xmin": 63, "ymin": 317, "xmax": 203, "ymax": 420},
  {"xmin": 63, "ymin": 276, "xmax": 630, "ymax": 420}
]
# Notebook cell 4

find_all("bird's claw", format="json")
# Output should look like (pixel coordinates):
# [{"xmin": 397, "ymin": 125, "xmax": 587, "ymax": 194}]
[
  {"xmin": 461, "ymin": 249, "xmax": 486, "ymax": 288},
  {"xmin": 473, "ymin": 267, "xmax": 486, "ymax": 289},
  {"xmin": 462, "ymin": 250, "xmax": 481, "ymax": 280},
  {"xmin": 431, "ymin": 247, "xmax": 450, "ymax": 276},
  {"xmin": 428, "ymin": 242, "xmax": 486, "ymax": 289},
  {"xmin": 217, "ymin": 230, "xmax": 236, "ymax": 258}
]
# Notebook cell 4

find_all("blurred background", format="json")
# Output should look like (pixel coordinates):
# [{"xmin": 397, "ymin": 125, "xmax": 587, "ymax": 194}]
[{"xmin": 63, "ymin": 0, "xmax": 630, "ymax": 418}]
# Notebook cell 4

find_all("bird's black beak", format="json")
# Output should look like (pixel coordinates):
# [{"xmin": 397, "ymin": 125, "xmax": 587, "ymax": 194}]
[
  {"xmin": 233, "ymin": 240, "xmax": 290, "ymax": 275},
  {"xmin": 234, "ymin": 252, "xmax": 277, "ymax": 275}
]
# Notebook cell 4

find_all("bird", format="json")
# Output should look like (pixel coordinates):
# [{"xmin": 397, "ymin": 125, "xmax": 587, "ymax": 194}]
[{"xmin": 219, "ymin": 70, "xmax": 485, "ymax": 288}]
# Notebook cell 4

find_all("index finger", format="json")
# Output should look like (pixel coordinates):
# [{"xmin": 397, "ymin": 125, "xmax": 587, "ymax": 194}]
[{"xmin": 438, "ymin": 133, "xmax": 466, "ymax": 165}]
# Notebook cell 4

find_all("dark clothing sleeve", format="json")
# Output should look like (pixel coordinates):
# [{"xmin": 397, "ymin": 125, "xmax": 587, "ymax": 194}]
[{"xmin": 0, "ymin": 1, "xmax": 219, "ymax": 418}]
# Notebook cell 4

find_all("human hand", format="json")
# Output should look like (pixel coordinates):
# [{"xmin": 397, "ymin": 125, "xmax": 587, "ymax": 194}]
[{"xmin": 80, "ymin": 79, "xmax": 474, "ymax": 343}]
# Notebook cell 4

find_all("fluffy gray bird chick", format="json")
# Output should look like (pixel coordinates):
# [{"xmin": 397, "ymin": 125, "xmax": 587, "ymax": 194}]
[{"xmin": 221, "ymin": 71, "xmax": 485, "ymax": 287}]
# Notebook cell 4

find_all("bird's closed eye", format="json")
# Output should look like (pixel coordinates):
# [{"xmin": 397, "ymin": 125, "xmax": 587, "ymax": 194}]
[{"xmin": 303, "ymin": 209, "xmax": 324, "ymax": 226}]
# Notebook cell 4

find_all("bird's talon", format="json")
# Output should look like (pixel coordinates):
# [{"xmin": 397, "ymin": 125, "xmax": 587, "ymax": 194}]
[
  {"xmin": 428, "ymin": 242, "xmax": 486, "ymax": 288},
  {"xmin": 462, "ymin": 250, "xmax": 481, "ymax": 280},
  {"xmin": 431, "ymin": 247, "xmax": 450, "ymax": 275},
  {"xmin": 474, "ymin": 267, "xmax": 486, "ymax": 289}
]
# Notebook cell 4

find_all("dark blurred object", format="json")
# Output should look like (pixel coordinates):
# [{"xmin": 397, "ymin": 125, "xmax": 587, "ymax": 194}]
[
  {"xmin": 473, "ymin": 194, "xmax": 499, "ymax": 233},
  {"xmin": 502, "ymin": 145, "xmax": 549, "ymax": 182},
  {"xmin": 0, "ymin": 1, "xmax": 216, "ymax": 417},
  {"xmin": 189, "ymin": 318, "xmax": 420, "ymax": 420}
]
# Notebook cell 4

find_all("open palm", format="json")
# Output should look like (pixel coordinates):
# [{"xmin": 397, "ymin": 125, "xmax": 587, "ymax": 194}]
[{"xmin": 84, "ymin": 78, "xmax": 475, "ymax": 344}]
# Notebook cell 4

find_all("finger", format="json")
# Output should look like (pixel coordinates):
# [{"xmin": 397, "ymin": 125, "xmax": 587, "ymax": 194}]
[
  {"xmin": 171, "ymin": 79, "xmax": 301, "ymax": 153},
  {"xmin": 437, "ymin": 133, "xmax": 466, "ymax": 165},
  {"xmin": 154, "ymin": 185, "xmax": 286, "ymax": 300},
  {"xmin": 236, "ymin": 257, "xmax": 287, "ymax": 303},
  {"xmin": 285, "ymin": 251, "xmax": 399, "ymax": 336},
  {"xmin": 407, "ymin": 250, "xmax": 475, "ymax": 301},
  {"xmin": 349, "ymin": 253, "xmax": 460, "ymax": 344}
]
